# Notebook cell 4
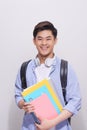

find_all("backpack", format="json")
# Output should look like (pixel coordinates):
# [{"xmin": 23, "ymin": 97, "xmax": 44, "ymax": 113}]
[{"xmin": 20, "ymin": 59, "xmax": 71, "ymax": 123}]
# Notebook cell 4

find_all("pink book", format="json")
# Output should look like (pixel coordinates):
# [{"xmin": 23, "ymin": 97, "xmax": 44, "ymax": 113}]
[{"xmin": 31, "ymin": 93, "xmax": 58, "ymax": 120}]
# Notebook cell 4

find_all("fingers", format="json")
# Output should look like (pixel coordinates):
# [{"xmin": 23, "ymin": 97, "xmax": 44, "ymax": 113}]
[
  {"xmin": 35, "ymin": 119, "xmax": 52, "ymax": 130},
  {"xmin": 36, "ymin": 126, "xmax": 40, "ymax": 130},
  {"xmin": 22, "ymin": 102, "xmax": 35, "ymax": 113},
  {"xmin": 35, "ymin": 123, "xmax": 40, "ymax": 129}
]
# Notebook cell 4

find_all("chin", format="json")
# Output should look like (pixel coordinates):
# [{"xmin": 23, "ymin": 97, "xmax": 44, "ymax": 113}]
[{"xmin": 40, "ymin": 53, "xmax": 50, "ymax": 57}]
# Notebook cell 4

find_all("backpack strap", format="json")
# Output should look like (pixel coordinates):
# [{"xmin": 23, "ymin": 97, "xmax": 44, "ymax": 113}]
[
  {"xmin": 60, "ymin": 59, "xmax": 71, "ymax": 123},
  {"xmin": 60, "ymin": 59, "xmax": 68, "ymax": 104},
  {"xmin": 20, "ymin": 60, "xmax": 31, "ymax": 89}
]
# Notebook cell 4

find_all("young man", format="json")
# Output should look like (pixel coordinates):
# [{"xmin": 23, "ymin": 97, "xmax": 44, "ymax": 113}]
[{"xmin": 15, "ymin": 21, "xmax": 81, "ymax": 130}]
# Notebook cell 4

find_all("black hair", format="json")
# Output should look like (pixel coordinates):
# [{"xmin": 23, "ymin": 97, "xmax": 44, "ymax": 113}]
[{"xmin": 33, "ymin": 21, "xmax": 57, "ymax": 38}]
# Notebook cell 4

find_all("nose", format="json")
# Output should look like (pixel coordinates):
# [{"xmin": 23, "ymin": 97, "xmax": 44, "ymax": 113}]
[{"xmin": 42, "ymin": 39, "xmax": 47, "ymax": 45}]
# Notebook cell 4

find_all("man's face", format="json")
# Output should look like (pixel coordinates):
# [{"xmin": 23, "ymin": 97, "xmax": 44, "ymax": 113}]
[{"xmin": 33, "ymin": 30, "xmax": 57, "ymax": 58}]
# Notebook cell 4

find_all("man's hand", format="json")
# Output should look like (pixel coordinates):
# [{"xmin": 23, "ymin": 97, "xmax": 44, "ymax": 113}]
[
  {"xmin": 18, "ymin": 99, "xmax": 35, "ymax": 113},
  {"xmin": 22, "ymin": 102, "xmax": 35, "ymax": 113},
  {"xmin": 35, "ymin": 109, "xmax": 73, "ymax": 130},
  {"xmin": 35, "ymin": 118, "xmax": 55, "ymax": 130}
]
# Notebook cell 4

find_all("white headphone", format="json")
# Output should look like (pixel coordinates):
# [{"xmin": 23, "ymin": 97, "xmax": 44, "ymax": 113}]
[{"xmin": 35, "ymin": 57, "xmax": 55, "ymax": 67}]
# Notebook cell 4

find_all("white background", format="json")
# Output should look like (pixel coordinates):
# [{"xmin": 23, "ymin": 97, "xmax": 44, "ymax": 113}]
[{"xmin": 0, "ymin": 0, "xmax": 87, "ymax": 130}]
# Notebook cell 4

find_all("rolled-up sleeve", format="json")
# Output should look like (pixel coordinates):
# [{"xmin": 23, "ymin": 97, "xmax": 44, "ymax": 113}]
[
  {"xmin": 63, "ymin": 64, "xmax": 81, "ymax": 115},
  {"xmin": 14, "ymin": 69, "xmax": 23, "ymax": 106}
]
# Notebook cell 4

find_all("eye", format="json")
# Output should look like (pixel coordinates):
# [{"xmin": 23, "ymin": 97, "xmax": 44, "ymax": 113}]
[
  {"xmin": 47, "ymin": 38, "xmax": 51, "ymax": 41},
  {"xmin": 38, "ymin": 38, "xmax": 42, "ymax": 41}
]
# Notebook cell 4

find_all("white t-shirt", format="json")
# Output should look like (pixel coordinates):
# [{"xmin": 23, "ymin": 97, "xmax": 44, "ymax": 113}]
[{"xmin": 35, "ymin": 63, "xmax": 51, "ymax": 82}]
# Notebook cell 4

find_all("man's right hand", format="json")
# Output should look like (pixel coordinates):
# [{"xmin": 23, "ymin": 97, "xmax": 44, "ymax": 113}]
[{"xmin": 18, "ymin": 99, "xmax": 35, "ymax": 113}]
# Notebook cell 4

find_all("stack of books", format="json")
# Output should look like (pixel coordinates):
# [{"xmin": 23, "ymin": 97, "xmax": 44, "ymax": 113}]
[{"xmin": 21, "ymin": 79, "xmax": 63, "ymax": 120}]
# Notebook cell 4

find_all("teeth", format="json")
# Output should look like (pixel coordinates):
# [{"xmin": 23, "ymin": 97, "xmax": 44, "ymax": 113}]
[
  {"xmin": 41, "ymin": 47, "xmax": 48, "ymax": 50},
  {"xmin": 42, "ymin": 47, "xmax": 47, "ymax": 49},
  {"xmin": 42, "ymin": 48, "xmax": 47, "ymax": 50}
]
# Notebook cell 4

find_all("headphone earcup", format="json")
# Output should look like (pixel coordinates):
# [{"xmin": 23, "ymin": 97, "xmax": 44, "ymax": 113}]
[
  {"xmin": 35, "ymin": 57, "xmax": 40, "ymax": 66},
  {"xmin": 45, "ymin": 58, "xmax": 53, "ymax": 67}
]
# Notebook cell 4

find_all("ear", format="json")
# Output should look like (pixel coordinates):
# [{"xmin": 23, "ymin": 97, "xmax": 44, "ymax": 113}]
[
  {"xmin": 33, "ymin": 38, "xmax": 36, "ymax": 45},
  {"xmin": 54, "ymin": 37, "xmax": 58, "ymax": 45}
]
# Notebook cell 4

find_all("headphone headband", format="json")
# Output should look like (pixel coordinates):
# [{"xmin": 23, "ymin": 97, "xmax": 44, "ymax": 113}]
[{"xmin": 35, "ymin": 56, "xmax": 55, "ymax": 67}]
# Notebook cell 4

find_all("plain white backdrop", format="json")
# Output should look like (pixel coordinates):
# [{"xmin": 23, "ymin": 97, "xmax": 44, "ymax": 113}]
[{"xmin": 0, "ymin": 0, "xmax": 87, "ymax": 130}]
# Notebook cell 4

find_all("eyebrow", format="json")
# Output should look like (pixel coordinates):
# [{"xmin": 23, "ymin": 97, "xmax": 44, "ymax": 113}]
[{"xmin": 37, "ymin": 36, "xmax": 52, "ymax": 39}]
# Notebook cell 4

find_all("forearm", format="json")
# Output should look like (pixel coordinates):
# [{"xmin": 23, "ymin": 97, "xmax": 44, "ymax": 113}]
[
  {"xmin": 36, "ymin": 109, "xmax": 73, "ymax": 130},
  {"xmin": 52, "ymin": 109, "xmax": 73, "ymax": 126}
]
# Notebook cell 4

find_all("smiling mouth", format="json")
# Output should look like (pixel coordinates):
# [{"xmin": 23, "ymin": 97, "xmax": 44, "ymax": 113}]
[{"xmin": 40, "ymin": 46, "xmax": 49, "ymax": 50}]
